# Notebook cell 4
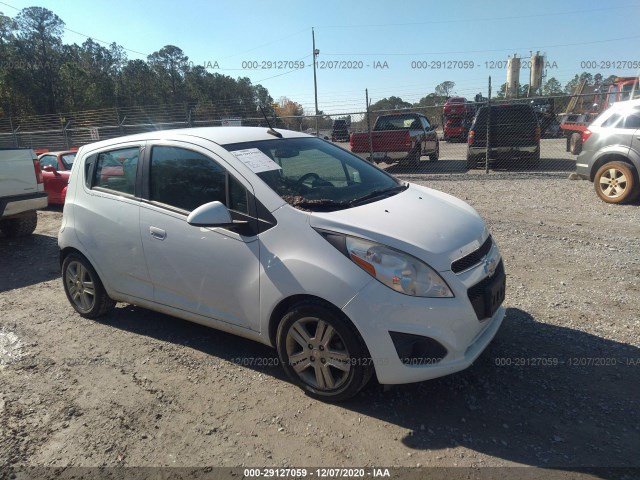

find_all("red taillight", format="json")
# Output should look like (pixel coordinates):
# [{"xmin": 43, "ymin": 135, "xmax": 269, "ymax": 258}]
[
  {"xmin": 468, "ymin": 129, "xmax": 475, "ymax": 145},
  {"xmin": 33, "ymin": 159, "xmax": 43, "ymax": 184},
  {"xmin": 404, "ymin": 131, "xmax": 412, "ymax": 147},
  {"xmin": 535, "ymin": 126, "xmax": 541, "ymax": 143},
  {"xmin": 582, "ymin": 129, "xmax": 592, "ymax": 144}
]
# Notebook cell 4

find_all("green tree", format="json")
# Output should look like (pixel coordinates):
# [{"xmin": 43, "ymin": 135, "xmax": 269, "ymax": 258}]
[
  {"xmin": 147, "ymin": 45, "xmax": 189, "ymax": 104},
  {"xmin": 434, "ymin": 81, "xmax": 455, "ymax": 98},
  {"xmin": 370, "ymin": 96, "xmax": 412, "ymax": 112},
  {"xmin": 542, "ymin": 77, "xmax": 563, "ymax": 96},
  {"xmin": 14, "ymin": 7, "xmax": 65, "ymax": 113},
  {"xmin": 120, "ymin": 59, "xmax": 159, "ymax": 106}
]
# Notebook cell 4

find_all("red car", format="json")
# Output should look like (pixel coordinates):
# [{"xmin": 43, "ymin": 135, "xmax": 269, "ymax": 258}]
[
  {"xmin": 444, "ymin": 117, "xmax": 469, "ymax": 142},
  {"xmin": 38, "ymin": 151, "xmax": 77, "ymax": 204},
  {"xmin": 443, "ymin": 97, "xmax": 474, "ymax": 117}
]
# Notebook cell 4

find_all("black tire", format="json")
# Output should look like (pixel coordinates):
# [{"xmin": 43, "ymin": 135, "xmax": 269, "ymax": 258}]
[
  {"xmin": 466, "ymin": 153, "xmax": 478, "ymax": 170},
  {"xmin": 62, "ymin": 252, "xmax": 116, "ymax": 318},
  {"xmin": 527, "ymin": 150, "xmax": 541, "ymax": 169},
  {"xmin": 406, "ymin": 150, "xmax": 421, "ymax": 168},
  {"xmin": 569, "ymin": 132, "xmax": 582, "ymax": 155},
  {"xmin": 276, "ymin": 301, "xmax": 372, "ymax": 402},
  {"xmin": 594, "ymin": 161, "xmax": 640, "ymax": 204},
  {"xmin": 429, "ymin": 141, "xmax": 439, "ymax": 161},
  {"xmin": 0, "ymin": 211, "xmax": 37, "ymax": 237}
]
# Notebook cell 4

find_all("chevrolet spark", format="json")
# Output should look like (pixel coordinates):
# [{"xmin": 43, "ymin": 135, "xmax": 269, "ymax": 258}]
[{"xmin": 59, "ymin": 127, "xmax": 506, "ymax": 401}]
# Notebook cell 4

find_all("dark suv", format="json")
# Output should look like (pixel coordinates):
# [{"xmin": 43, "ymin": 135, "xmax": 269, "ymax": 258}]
[
  {"xmin": 331, "ymin": 120, "xmax": 350, "ymax": 142},
  {"xmin": 467, "ymin": 104, "xmax": 541, "ymax": 169}
]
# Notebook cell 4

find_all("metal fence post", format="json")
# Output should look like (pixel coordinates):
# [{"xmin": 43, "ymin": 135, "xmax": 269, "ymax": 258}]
[
  {"xmin": 9, "ymin": 117, "xmax": 18, "ymax": 147},
  {"xmin": 115, "ymin": 107, "xmax": 125, "ymax": 136},
  {"xmin": 486, "ymin": 76, "xmax": 492, "ymax": 174},
  {"xmin": 366, "ymin": 89, "xmax": 373, "ymax": 162}
]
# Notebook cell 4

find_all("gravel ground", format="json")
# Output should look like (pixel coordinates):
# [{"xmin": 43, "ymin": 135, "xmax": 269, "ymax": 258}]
[{"xmin": 0, "ymin": 172, "xmax": 639, "ymax": 478}]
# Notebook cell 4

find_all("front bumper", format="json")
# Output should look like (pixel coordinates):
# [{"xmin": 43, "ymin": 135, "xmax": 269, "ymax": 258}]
[{"xmin": 342, "ymin": 249, "xmax": 505, "ymax": 385}]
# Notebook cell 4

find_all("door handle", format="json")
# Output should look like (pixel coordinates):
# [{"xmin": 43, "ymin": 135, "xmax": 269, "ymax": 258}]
[{"xmin": 149, "ymin": 226, "xmax": 166, "ymax": 240}]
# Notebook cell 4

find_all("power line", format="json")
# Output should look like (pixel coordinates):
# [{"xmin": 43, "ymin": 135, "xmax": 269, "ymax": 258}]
[
  {"xmin": 315, "ymin": 4, "xmax": 640, "ymax": 28},
  {"xmin": 323, "ymin": 35, "xmax": 640, "ymax": 57},
  {"xmin": 0, "ymin": 0, "xmax": 150, "ymax": 57}
]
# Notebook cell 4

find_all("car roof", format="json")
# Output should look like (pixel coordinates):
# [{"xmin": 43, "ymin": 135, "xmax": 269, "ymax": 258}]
[
  {"xmin": 77, "ymin": 127, "xmax": 308, "ymax": 153},
  {"xmin": 38, "ymin": 150, "xmax": 77, "ymax": 158},
  {"xmin": 609, "ymin": 98, "xmax": 640, "ymax": 111}
]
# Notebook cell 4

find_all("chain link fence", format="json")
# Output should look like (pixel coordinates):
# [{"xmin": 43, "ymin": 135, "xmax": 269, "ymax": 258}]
[{"xmin": 0, "ymin": 93, "xmax": 607, "ymax": 176}]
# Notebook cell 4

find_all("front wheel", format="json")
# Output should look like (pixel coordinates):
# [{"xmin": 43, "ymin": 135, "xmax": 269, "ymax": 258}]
[
  {"xmin": 276, "ymin": 302, "xmax": 373, "ymax": 402},
  {"xmin": 62, "ymin": 252, "xmax": 116, "ymax": 318},
  {"xmin": 594, "ymin": 161, "xmax": 639, "ymax": 204}
]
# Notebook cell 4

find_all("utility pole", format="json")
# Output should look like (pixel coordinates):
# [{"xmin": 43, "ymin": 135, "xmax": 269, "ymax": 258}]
[
  {"xmin": 312, "ymin": 28, "xmax": 320, "ymax": 136},
  {"xmin": 486, "ymin": 76, "xmax": 492, "ymax": 174}
]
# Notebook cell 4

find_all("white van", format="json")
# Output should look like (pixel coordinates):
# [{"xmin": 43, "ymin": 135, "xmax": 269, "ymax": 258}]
[{"xmin": 59, "ymin": 127, "xmax": 505, "ymax": 401}]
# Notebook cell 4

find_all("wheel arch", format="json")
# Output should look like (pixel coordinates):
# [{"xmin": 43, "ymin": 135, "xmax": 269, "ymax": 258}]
[
  {"xmin": 267, "ymin": 294, "xmax": 368, "ymax": 355},
  {"xmin": 590, "ymin": 153, "xmax": 638, "ymax": 182},
  {"xmin": 59, "ymin": 246, "xmax": 84, "ymax": 268}
]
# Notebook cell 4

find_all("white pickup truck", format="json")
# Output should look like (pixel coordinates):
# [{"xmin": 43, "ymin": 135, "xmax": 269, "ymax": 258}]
[{"xmin": 0, "ymin": 148, "xmax": 48, "ymax": 237}]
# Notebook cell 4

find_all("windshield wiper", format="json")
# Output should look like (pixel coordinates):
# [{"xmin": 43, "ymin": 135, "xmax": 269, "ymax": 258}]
[
  {"xmin": 349, "ymin": 183, "xmax": 409, "ymax": 206},
  {"xmin": 283, "ymin": 197, "xmax": 351, "ymax": 211}
]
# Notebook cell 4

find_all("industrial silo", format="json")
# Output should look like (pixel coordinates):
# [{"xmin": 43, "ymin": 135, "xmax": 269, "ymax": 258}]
[
  {"xmin": 530, "ymin": 52, "xmax": 545, "ymax": 96},
  {"xmin": 506, "ymin": 55, "xmax": 521, "ymax": 98}
]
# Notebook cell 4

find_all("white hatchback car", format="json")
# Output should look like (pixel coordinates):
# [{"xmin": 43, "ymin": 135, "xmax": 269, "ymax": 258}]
[{"xmin": 59, "ymin": 127, "xmax": 506, "ymax": 401}]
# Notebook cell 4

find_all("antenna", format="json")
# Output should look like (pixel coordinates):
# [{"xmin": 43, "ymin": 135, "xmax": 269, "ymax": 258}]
[{"xmin": 258, "ymin": 105, "xmax": 282, "ymax": 138}]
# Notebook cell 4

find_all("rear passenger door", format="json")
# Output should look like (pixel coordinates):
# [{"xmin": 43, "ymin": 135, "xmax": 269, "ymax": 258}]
[
  {"xmin": 75, "ymin": 143, "xmax": 152, "ymax": 301},
  {"xmin": 138, "ymin": 142, "xmax": 259, "ymax": 330},
  {"xmin": 624, "ymin": 109, "xmax": 640, "ymax": 150}
]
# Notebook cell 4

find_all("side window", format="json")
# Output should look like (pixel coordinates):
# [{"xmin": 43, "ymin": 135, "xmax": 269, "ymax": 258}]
[
  {"xmin": 623, "ymin": 114, "xmax": 640, "ymax": 130},
  {"xmin": 150, "ymin": 146, "xmax": 249, "ymax": 214},
  {"xmin": 39, "ymin": 155, "xmax": 58, "ymax": 170},
  {"xmin": 601, "ymin": 113, "xmax": 623, "ymax": 128},
  {"xmin": 94, "ymin": 147, "xmax": 139, "ymax": 195},
  {"xmin": 421, "ymin": 117, "xmax": 431, "ymax": 130}
]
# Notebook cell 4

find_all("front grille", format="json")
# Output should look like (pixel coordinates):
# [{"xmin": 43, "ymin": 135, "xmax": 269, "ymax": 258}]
[
  {"xmin": 467, "ymin": 260, "xmax": 506, "ymax": 321},
  {"xmin": 451, "ymin": 235, "xmax": 493, "ymax": 273}
]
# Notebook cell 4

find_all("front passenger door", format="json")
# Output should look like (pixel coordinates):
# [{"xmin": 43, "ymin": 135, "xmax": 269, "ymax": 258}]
[{"xmin": 139, "ymin": 143, "xmax": 259, "ymax": 330}]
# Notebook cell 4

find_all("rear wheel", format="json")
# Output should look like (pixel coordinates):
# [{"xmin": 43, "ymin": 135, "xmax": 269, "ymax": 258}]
[
  {"xmin": 466, "ymin": 153, "xmax": 478, "ymax": 170},
  {"xmin": 594, "ymin": 161, "xmax": 639, "ymax": 204},
  {"xmin": 527, "ymin": 150, "xmax": 541, "ymax": 169},
  {"xmin": 62, "ymin": 252, "xmax": 116, "ymax": 318},
  {"xmin": 276, "ymin": 302, "xmax": 372, "ymax": 402},
  {"xmin": 407, "ymin": 150, "xmax": 421, "ymax": 167},
  {"xmin": 429, "ymin": 141, "xmax": 439, "ymax": 161},
  {"xmin": 0, "ymin": 211, "xmax": 38, "ymax": 237}
]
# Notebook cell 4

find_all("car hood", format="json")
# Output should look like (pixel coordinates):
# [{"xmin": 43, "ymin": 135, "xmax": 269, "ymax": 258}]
[{"xmin": 309, "ymin": 183, "xmax": 488, "ymax": 272}]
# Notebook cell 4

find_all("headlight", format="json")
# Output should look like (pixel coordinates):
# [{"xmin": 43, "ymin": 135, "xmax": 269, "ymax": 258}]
[{"xmin": 318, "ymin": 230, "xmax": 453, "ymax": 298}]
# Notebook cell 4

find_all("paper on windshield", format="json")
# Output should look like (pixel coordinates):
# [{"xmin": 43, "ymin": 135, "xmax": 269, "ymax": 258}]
[{"xmin": 231, "ymin": 148, "xmax": 282, "ymax": 173}]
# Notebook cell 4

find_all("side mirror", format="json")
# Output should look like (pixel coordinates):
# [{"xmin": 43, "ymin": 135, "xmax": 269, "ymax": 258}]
[{"xmin": 187, "ymin": 201, "xmax": 233, "ymax": 227}]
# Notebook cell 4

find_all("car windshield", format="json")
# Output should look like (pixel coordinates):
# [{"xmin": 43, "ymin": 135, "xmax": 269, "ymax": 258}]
[
  {"xmin": 222, "ymin": 137, "xmax": 404, "ymax": 211},
  {"xmin": 61, "ymin": 152, "xmax": 76, "ymax": 169}
]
